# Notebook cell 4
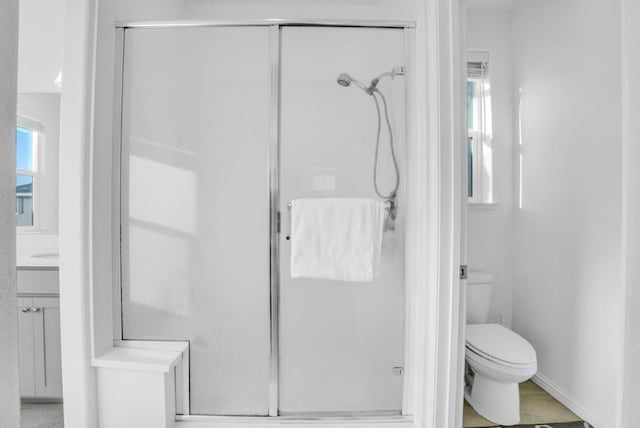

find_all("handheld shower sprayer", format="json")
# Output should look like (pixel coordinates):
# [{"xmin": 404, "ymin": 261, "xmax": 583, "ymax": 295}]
[
  {"xmin": 335, "ymin": 66, "xmax": 405, "ymax": 223},
  {"xmin": 336, "ymin": 73, "xmax": 352, "ymax": 87},
  {"xmin": 336, "ymin": 73, "xmax": 373, "ymax": 94}
]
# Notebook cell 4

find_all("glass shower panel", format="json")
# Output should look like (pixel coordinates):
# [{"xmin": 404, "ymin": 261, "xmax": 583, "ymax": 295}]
[
  {"xmin": 120, "ymin": 27, "xmax": 271, "ymax": 416},
  {"xmin": 279, "ymin": 27, "xmax": 406, "ymax": 414}
]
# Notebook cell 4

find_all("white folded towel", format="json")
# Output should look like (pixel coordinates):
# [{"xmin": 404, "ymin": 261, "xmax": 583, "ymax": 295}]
[{"xmin": 290, "ymin": 198, "xmax": 386, "ymax": 282}]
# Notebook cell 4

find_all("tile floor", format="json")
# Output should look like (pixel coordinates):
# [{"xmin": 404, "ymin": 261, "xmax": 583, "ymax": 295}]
[
  {"xmin": 463, "ymin": 381, "xmax": 583, "ymax": 428},
  {"xmin": 21, "ymin": 402, "xmax": 64, "ymax": 428}
]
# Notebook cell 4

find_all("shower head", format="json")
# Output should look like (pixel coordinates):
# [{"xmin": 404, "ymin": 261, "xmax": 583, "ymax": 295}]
[
  {"xmin": 336, "ymin": 73, "xmax": 370, "ymax": 93},
  {"xmin": 337, "ymin": 73, "xmax": 352, "ymax": 87},
  {"xmin": 338, "ymin": 67, "xmax": 405, "ymax": 94}
]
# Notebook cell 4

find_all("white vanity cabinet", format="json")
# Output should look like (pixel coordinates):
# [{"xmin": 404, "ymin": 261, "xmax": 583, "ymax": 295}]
[{"xmin": 17, "ymin": 269, "xmax": 63, "ymax": 399}]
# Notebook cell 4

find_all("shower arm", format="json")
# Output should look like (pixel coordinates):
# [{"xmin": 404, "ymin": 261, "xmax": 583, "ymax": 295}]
[{"xmin": 369, "ymin": 66, "xmax": 405, "ymax": 91}]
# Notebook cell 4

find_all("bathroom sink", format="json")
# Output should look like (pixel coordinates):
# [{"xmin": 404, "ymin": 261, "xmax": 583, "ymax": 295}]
[{"xmin": 30, "ymin": 252, "xmax": 59, "ymax": 258}]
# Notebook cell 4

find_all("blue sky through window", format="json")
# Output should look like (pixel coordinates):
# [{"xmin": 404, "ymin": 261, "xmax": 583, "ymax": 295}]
[{"xmin": 16, "ymin": 126, "xmax": 34, "ymax": 171}]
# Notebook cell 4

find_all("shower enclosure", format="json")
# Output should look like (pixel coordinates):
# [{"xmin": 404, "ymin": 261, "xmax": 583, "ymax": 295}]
[{"xmin": 117, "ymin": 21, "xmax": 411, "ymax": 418}]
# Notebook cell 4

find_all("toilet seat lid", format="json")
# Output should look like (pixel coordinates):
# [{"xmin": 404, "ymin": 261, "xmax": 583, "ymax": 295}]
[{"xmin": 466, "ymin": 324, "xmax": 536, "ymax": 366}]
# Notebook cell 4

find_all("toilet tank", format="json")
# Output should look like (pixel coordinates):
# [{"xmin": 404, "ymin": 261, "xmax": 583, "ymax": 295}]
[{"xmin": 466, "ymin": 271, "xmax": 494, "ymax": 324}]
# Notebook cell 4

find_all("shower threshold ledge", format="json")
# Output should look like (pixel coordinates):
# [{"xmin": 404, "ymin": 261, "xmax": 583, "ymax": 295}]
[{"xmin": 175, "ymin": 414, "xmax": 414, "ymax": 427}]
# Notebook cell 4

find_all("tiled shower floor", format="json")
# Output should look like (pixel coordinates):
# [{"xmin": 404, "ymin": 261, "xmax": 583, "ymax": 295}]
[{"xmin": 463, "ymin": 380, "xmax": 585, "ymax": 428}]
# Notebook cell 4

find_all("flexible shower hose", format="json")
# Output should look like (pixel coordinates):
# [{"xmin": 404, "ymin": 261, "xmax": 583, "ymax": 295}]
[{"xmin": 370, "ymin": 87, "xmax": 400, "ymax": 202}]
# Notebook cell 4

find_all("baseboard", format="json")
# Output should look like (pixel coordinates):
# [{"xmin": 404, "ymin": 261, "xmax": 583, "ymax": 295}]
[{"xmin": 532, "ymin": 372, "xmax": 605, "ymax": 428}]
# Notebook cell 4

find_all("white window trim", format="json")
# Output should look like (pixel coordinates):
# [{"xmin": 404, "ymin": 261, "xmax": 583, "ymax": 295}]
[
  {"xmin": 466, "ymin": 58, "xmax": 494, "ymax": 205},
  {"xmin": 467, "ymin": 131, "xmax": 483, "ymax": 204}
]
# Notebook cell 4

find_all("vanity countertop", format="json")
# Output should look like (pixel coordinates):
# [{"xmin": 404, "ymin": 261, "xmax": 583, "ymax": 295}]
[
  {"xmin": 16, "ymin": 233, "xmax": 59, "ymax": 268},
  {"xmin": 16, "ymin": 256, "xmax": 59, "ymax": 269}
]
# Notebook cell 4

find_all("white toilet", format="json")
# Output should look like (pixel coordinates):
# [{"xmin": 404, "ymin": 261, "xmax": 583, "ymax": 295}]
[{"xmin": 465, "ymin": 271, "xmax": 537, "ymax": 426}]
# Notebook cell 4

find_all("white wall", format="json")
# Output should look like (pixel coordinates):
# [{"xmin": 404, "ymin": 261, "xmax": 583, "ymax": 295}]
[
  {"xmin": 18, "ymin": 0, "xmax": 65, "ymax": 93},
  {"xmin": 0, "ymin": 0, "xmax": 20, "ymax": 426},
  {"xmin": 511, "ymin": 0, "xmax": 623, "ymax": 426},
  {"xmin": 621, "ymin": 0, "xmax": 640, "ymax": 425},
  {"xmin": 465, "ymin": 7, "xmax": 515, "ymax": 327},
  {"xmin": 58, "ymin": 0, "xmax": 99, "ymax": 425}
]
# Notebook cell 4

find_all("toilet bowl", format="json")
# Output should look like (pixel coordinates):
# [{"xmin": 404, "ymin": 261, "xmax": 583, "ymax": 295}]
[
  {"xmin": 465, "ymin": 271, "xmax": 537, "ymax": 426},
  {"xmin": 465, "ymin": 324, "xmax": 537, "ymax": 426}
]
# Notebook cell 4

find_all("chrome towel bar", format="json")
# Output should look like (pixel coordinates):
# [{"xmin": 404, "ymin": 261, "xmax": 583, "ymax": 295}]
[{"xmin": 283, "ymin": 198, "xmax": 396, "ymax": 240}]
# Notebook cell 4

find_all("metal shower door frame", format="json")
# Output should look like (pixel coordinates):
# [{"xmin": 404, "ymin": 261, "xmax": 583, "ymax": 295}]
[
  {"xmin": 268, "ymin": 24, "xmax": 281, "ymax": 417},
  {"xmin": 113, "ymin": 20, "xmax": 415, "ymax": 420}
]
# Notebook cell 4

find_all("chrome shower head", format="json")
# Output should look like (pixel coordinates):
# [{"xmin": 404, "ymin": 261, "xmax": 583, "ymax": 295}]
[
  {"xmin": 337, "ymin": 73, "xmax": 352, "ymax": 87},
  {"xmin": 336, "ymin": 73, "xmax": 370, "ymax": 93}
]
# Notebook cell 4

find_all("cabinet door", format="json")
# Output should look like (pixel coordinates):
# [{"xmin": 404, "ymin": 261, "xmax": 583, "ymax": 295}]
[
  {"xmin": 18, "ymin": 297, "xmax": 36, "ymax": 397},
  {"xmin": 33, "ymin": 297, "xmax": 63, "ymax": 398}
]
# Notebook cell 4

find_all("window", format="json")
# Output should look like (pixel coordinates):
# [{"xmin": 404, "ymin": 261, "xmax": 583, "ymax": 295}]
[
  {"xmin": 15, "ymin": 118, "xmax": 41, "ymax": 227},
  {"xmin": 467, "ymin": 52, "xmax": 493, "ymax": 203}
]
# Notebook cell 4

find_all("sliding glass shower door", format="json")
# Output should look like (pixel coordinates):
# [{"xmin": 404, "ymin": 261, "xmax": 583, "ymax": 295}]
[
  {"xmin": 119, "ymin": 24, "xmax": 407, "ymax": 417},
  {"xmin": 120, "ymin": 27, "xmax": 272, "ymax": 415},
  {"xmin": 278, "ymin": 27, "xmax": 406, "ymax": 415}
]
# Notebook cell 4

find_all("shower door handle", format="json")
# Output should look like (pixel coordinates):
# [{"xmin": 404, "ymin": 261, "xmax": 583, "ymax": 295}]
[
  {"xmin": 277, "ymin": 211, "xmax": 281, "ymax": 234},
  {"xmin": 285, "ymin": 203, "xmax": 292, "ymax": 241}
]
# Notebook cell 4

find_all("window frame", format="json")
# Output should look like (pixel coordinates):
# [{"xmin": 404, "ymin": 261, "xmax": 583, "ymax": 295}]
[
  {"xmin": 15, "ymin": 116, "xmax": 44, "ymax": 230},
  {"xmin": 466, "ymin": 50, "xmax": 494, "ymax": 205}
]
